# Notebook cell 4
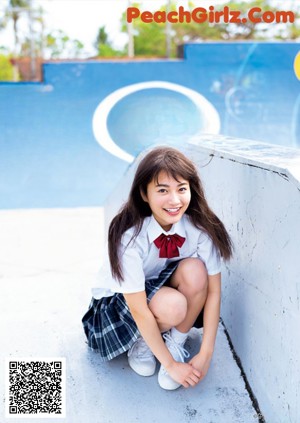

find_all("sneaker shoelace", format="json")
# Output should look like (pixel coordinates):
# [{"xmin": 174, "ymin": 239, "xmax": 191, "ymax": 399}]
[
  {"xmin": 161, "ymin": 332, "xmax": 190, "ymax": 375},
  {"xmin": 128, "ymin": 338, "xmax": 153, "ymax": 361}
]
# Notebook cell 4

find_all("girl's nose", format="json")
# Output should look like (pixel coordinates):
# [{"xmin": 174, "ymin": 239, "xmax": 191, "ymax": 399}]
[{"xmin": 168, "ymin": 192, "xmax": 180, "ymax": 205}]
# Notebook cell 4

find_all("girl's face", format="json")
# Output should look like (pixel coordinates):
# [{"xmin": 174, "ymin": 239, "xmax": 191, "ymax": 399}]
[{"xmin": 141, "ymin": 171, "xmax": 191, "ymax": 231}]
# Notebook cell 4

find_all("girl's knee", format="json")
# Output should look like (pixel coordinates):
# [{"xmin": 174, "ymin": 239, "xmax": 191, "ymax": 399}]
[
  {"xmin": 161, "ymin": 291, "xmax": 187, "ymax": 326},
  {"xmin": 174, "ymin": 258, "xmax": 208, "ymax": 293},
  {"xmin": 168, "ymin": 292, "xmax": 187, "ymax": 324},
  {"xmin": 149, "ymin": 288, "xmax": 187, "ymax": 327}
]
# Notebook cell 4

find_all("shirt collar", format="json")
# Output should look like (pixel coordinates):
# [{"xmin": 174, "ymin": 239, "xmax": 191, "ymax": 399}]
[{"xmin": 147, "ymin": 214, "xmax": 186, "ymax": 244}]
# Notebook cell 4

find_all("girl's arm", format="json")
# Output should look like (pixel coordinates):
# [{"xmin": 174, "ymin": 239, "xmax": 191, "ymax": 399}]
[
  {"xmin": 124, "ymin": 291, "xmax": 201, "ymax": 387},
  {"xmin": 189, "ymin": 272, "xmax": 221, "ymax": 380}
]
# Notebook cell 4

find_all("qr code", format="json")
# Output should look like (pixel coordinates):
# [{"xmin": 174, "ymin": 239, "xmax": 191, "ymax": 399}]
[{"xmin": 5, "ymin": 358, "xmax": 66, "ymax": 418}]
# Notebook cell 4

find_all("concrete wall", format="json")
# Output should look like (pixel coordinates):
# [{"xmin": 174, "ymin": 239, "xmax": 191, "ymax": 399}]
[{"xmin": 104, "ymin": 136, "xmax": 300, "ymax": 423}]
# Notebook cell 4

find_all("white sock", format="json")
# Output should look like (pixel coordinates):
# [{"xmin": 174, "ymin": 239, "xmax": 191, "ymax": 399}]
[{"xmin": 170, "ymin": 327, "xmax": 188, "ymax": 346}]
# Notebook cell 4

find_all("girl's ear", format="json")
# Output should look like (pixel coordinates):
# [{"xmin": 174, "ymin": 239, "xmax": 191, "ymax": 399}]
[{"xmin": 140, "ymin": 188, "xmax": 148, "ymax": 202}]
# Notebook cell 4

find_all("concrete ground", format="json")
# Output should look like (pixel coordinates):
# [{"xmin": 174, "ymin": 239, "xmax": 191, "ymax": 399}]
[{"xmin": 0, "ymin": 208, "xmax": 261, "ymax": 423}]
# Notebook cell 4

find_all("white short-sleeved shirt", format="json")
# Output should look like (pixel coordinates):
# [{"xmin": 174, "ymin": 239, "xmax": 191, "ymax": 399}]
[{"xmin": 92, "ymin": 214, "xmax": 221, "ymax": 299}]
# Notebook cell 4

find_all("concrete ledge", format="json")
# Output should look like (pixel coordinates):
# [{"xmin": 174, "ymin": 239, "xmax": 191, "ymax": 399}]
[
  {"xmin": 187, "ymin": 133, "xmax": 300, "ymax": 185},
  {"xmin": 185, "ymin": 135, "xmax": 300, "ymax": 423}
]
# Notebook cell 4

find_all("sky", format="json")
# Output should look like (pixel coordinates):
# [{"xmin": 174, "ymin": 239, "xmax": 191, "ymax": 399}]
[{"xmin": 0, "ymin": 0, "xmax": 298, "ymax": 57}]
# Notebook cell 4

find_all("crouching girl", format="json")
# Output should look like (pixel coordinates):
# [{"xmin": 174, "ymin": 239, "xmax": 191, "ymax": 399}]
[{"xmin": 82, "ymin": 146, "xmax": 232, "ymax": 390}]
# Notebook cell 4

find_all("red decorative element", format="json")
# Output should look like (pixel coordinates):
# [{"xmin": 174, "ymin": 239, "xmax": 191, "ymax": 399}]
[{"xmin": 153, "ymin": 234, "xmax": 185, "ymax": 258}]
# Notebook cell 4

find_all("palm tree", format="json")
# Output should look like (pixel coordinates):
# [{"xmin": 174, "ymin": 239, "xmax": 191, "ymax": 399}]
[{"xmin": 7, "ymin": 0, "xmax": 31, "ymax": 54}]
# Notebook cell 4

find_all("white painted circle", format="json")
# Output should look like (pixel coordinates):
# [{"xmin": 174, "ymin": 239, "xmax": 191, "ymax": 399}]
[{"xmin": 92, "ymin": 81, "xmax": 221, "ymax": 163}]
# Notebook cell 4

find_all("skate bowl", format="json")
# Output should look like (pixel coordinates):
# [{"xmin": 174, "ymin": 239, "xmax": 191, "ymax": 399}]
[{"xmin": 0, "ymin": 42, "xmax": 299, "ymax": 209}]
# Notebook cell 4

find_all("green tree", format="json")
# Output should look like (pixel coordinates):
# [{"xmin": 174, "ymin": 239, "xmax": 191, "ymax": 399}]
[
  {"xmin": 0, "ymin": 0, "xmax": 46, "ymax": 57},
  {"xmin": 0, "ymin": 53, "xmax": 16, "ymax": 80},
  {"xmin": 286, "ymin": 22, "xmax": 300, "ymax": 40},
  {"xmin": 0, "ymin": 1, "xmax": 86, "ymax": 59},
  {"xmin": 95, "ymin": 26, "xmax": 109, "ymax": 47},
  {"xmin": 94, "ymin": 25, "xmax": 125, "ymax": 57},
  {"xmin": 6, "ymin": 0, "xmax": 30, "ymax": 53},
  {"xmin": 121, "ymin": 0, "xmax": 300, "ymax": 57},
  {"xmin": 121, "ymin": 2, "xmax": 229, "ymax": 57},
  {"xmin": 121, "ymin": 3, "xmax": 168, "ymax": 57},
  {"xmin": 44, "ymin": 30, "xmax": 84, "ymax": 59},
  {"xmin": 131, "ymin": 20, "xmax": 168, "ymax": 56},
  {"xmin": 218, "ymin": 0, "xmax": 299, "ymax": 40}
]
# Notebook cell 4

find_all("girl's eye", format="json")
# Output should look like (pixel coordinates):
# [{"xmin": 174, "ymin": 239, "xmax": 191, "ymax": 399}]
[
  {"xmin": 158, "ymin": 189, "xmax": 167, "ymax": 193},
  {"xmin": 179, "ymin": 187, "xmax": 187, "ymax": 192}
]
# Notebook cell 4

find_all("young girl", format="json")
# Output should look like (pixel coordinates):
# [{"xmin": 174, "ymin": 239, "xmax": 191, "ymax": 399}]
[{"xmin": 82, "ymin": 146, "xmax": 232, "ymax": 390}]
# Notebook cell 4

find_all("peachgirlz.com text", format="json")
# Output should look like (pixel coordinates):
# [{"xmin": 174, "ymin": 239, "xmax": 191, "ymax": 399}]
[{"xmin": 126, "ymin": 6, "xmax": 295, "ymax": 24}]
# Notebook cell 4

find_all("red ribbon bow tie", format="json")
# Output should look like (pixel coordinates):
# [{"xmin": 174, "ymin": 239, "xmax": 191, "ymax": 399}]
[{"xmin": 153, "ymin": 233, "xmax": 185, "ymax": 258}]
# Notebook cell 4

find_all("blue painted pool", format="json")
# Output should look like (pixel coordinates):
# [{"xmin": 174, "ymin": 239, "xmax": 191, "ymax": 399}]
[
  {"xmin": 107, "ymin": 89, "xmax": 202, "ymax": 156},
  {"xmin": 0, "ymin": 42, "xmax": 299, "ymax": 209}
]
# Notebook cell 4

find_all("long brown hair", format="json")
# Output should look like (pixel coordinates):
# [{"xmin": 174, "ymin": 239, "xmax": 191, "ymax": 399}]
[{"xmin": 109, "ymin": 146, "xmax": 233, "ymax": 281}]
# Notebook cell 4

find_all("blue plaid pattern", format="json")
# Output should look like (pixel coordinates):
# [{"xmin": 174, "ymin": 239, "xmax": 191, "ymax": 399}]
[{"xmin": 82, "ymin": 261, "xmax": 179, "ymax": 361}]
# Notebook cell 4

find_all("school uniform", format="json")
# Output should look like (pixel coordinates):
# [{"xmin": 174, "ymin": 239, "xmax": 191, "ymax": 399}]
[{"xmin": 82, "ymin": 214, "xmax": 221, "ymax": 361}]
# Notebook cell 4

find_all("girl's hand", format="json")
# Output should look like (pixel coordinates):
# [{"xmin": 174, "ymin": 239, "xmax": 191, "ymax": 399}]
[
  {"xmin": 165, "ymin": 361, "xmax": 202, "ymax": 388},
  {"xmin": 188, "ymin": 351, "xmax": 213, "ymax": 382}
]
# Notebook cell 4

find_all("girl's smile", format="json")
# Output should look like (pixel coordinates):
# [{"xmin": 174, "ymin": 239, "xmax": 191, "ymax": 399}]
[
  {"xmin": 163, "ymin": 207, "xmax": 182, "ymax": 216},
  {"xmin": 141, "ymin": 171, "xmax": 191, "ymax": 231}
]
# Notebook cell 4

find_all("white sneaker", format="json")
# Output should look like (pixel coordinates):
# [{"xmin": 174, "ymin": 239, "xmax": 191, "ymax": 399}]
[
  {"xmin": 128, "ymin": 337, "xmax": 156, "ymax": 376},
  {"xmin": 158, "ymin": 332, "xmax": 190, "ymax": 390}
]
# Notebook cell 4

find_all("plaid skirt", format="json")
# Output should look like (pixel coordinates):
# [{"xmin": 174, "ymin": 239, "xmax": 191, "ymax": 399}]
[{"xmin": 82, "ymin": 260, "xmax": 204, "ymax": 361}]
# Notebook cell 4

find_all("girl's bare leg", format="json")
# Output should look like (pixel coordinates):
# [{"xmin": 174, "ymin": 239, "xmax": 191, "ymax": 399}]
[
  {"xmin": 148, "ymin": 286, "xmax": 187, "ymax": 332},
  {"xmin": 169, "ymin": 258, "xmax": 208, "ymax": 333}
]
